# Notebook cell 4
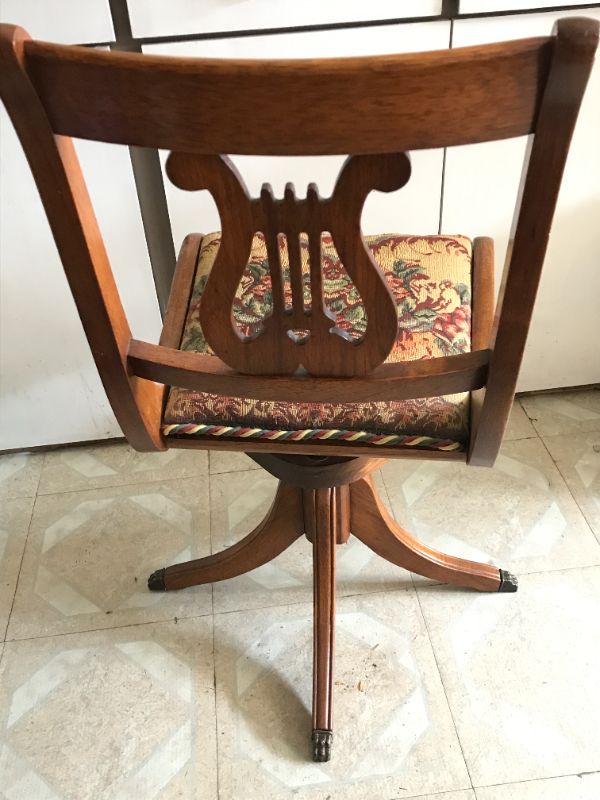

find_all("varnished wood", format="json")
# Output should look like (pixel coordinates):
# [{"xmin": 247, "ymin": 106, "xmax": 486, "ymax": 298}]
[
  {"xmin": 0, "ymin": 25, "xmax": 165, "ymax": 451},
  {"xmin": 168, "ymin": 435, "xmax": 467, "ymax": 461},
  {"xmin": 302, "ymin": 484, "xmax": 351, "ymax": 545},
  {"xmin": 335, "ymin": 484, "xmax": 351, "ymax": 545},
  {"xmin": 308, "ymin": 487, "xmax": 336, "ymax": 760},
  {"xmin": 166, "ymin": 153, "xmax": 405, "ymax": 377},
  {"xmin": 155, "ymin": 481, "xmax": 304, "ymax": 591},
  {"xmin": 128, "ymin": 340, "xmax": 491, "ymax": 402},
  {"xmin": 160, "ymin": 233, "xmax": 203, "ymax": 348},
  {"xmin": 350, "ymin": 475, "xmax": 502, "ymax": 591},
  {"xmin": 469, "ymin": 18, "xmax": 599, "ymax": 466},
  {"xmin": 250, "ymin": 453, "xmax": 387, "ymax": 488},
  {"xmin": 471, "ymin": 237, "xmax": 495, "ymax": 352},
  {"xmin": 22, "ymin": 36, "xmax": 553, "ymax": 154},
  {"xmin": 150, "ymin": 458, "xmax": 508, "ymax": 594},
  {"xmin": 469, "ymin": 237, "xmax": 496, "ymax": 449}
]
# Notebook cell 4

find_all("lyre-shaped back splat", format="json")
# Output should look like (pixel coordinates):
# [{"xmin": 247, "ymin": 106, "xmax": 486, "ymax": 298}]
[{"xmin": 166, "ymin": 152, "xmax": 411, "ymax": 376}]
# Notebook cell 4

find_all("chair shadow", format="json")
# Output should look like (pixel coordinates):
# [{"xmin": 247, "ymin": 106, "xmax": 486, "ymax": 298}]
[{"xmin": 216, "ymin": 634, "xmax": 313, "ymax": 763}]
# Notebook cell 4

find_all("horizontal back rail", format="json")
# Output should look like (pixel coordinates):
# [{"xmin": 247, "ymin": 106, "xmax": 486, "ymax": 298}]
[
  {"xmin": 23, "ymin": 36, "xmax": 553, "ymax": 154},
  {"xmin": 127, "ymin": 340, "xmax": 491, "ymax": 403}
]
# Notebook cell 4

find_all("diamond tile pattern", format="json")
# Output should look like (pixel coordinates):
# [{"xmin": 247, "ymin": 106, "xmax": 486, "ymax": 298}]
[
  {"xmin": 0, "ymin": 394, "xmax": 599, "ymax": 799},
  {"xmin": 381, "ymin": 437, "xmax": 600, "ymax": 578},
  {"xmin": 418, "ymin": 568, "xmax": 600, "ymax": 785},
  {"xmin": 543, "ymin": 430, "xmax": 600, "ymax": 542},
  {"xmin": 0, "ymin": 618, "xmax": 216, "ymax": 800},
  {"xmin": 38, "ymin": 443, "xmax": 208, "ymax": 494},
  {"xmin": 0, "ymin": 452, "xmax": 43, "ymax": 501},
  {"xmin": 7, "ymin": 479, "xmax": 212, "ymax": 639}
]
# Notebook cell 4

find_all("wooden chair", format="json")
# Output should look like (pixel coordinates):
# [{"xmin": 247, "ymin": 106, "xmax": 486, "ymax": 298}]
[{"xmin": 1, "ymin": 18, "xmax": 597, "ymax": 762}]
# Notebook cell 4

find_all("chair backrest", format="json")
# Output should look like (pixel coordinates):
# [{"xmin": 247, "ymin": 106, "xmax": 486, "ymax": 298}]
[{"xmin": 0, "ymin": 19, "xmax": 597, "ymax": 464}]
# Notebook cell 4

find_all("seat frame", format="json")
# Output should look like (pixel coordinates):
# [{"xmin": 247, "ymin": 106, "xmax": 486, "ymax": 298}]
[
  {"xmin": 158, "ymin": 229, "xmax": 483, "ymax": 455},
  {"xmin": 1, "ymin": 18, "xmax": 597, "ymax": 762}
]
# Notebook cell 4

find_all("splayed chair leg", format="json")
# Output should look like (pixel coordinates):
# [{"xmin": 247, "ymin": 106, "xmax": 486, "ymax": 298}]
[
  {"xmin": 146, "ymin": 454, "xmax": 517, "ymax": 764},
  {"xmin": 148, "ymin": 481, "xmax": 304, "ymax": 591},
  {"xmin": 304, "ymin": 486, "xmax": 345, "ymax": 761},
  {"xmin": 350, "ymin": 475, "xmax": 518, "ymax": 593}
]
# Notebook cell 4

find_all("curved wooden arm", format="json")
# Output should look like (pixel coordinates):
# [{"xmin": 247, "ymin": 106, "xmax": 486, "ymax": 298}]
[{"xmin": 128, "ymin": 339, "xmax": 490, "ymax": 403}]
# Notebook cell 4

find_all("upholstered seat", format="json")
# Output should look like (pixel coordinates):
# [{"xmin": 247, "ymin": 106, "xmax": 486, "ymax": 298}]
[{"xmin": 163, "ymin": 232, "xmax": 473, "ymax": 451}]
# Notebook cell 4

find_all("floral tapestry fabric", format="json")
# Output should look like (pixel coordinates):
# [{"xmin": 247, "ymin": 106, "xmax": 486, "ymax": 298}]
[{"xmin": 163, "ymin": 232, "xmax": 473, "ymax": 450}]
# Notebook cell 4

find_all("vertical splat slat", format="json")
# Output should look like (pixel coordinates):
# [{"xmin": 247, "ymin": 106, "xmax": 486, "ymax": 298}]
[
  {"xmin": 306, "ymin": 184, "xmax": 325, "ymax": 321},
  {"xmin": 283, "ymin": 183, "xmax": 306, "ymax": 325},
  {"xmin": 260, "ymin": 184, "xmax": 286, "ymax": 320}
]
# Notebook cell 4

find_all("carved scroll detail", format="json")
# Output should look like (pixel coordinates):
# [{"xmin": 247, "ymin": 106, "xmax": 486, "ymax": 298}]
[{"xmin": 166, "ymin": 152, "xmax": 411, "ymax": 377}]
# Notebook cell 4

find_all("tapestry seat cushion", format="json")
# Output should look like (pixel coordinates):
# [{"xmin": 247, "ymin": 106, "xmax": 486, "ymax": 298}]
[{"xmin": 162, "ymin": 232, "xmax": 473, "ymax": 451}]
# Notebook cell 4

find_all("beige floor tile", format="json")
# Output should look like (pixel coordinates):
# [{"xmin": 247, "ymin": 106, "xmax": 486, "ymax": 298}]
[
  {"xmin": 0, "ymin": 497, "xmax": 34, "ymax": 639},
  {"xmin": 504, "ymin": 400, "xmax": 537, "ymax": 441},
  {"xmin": 418, "ymin": 567, "xmax": 600, "ymax": 786},
  {"xmin": 0, "ymin": 452, "xmax": 43, "ymax": 501},
  {"xmin": 381, "ymin": 438, "xmax": 600, "ymax": 580},
  {"xmin": 210, "ymin": 469, "xmax": 411, "ymax": 615},
  {"xmin": 475, "ymin": 773, "xmax": 600, "ymax": 800},
  {"xmin": 213, "ymin": 591, "xmax": 470, "ymax": 800},
  {"xmin": 543, "ymin": 430, "xmax": 600, "ymax": 540},
  {"xmin": 38, "ymin": 441, "xmax": 208, "ymax": 494},
  {"xmin": 7, "ymin": 478, "xmax": 212, "ymax": 639},
  {"xmin": 208, "ymin": 450, "xmax": 261, "ymax": 475},
  {"xmin": 520, "ymin": 389, "xmax": 600, "ymax": 437},
  {"xmin": 0, "ymin": 617, "xmax": 217, "ymax": 799},
  {"xmin": 419, "ymin": 793, "xmax": 475, "ymax": 800}
]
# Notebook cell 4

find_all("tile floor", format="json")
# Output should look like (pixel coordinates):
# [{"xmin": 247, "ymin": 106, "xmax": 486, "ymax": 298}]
[{"xmin": 0, "ymin": 390, "xmax": 599, "ymax": 800}]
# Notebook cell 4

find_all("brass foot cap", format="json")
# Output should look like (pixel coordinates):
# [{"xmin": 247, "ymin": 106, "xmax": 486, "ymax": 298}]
[
  {"xmin": 312, "ymin": 730, "xmax": 332, "ymax": 762},
  {"xmin": 148, "ymin": 568, "xmax": 166, "ymax": 591},
  {"xmin": 498, "ymin": 570, "xmax": 518, "ymax": 593}
]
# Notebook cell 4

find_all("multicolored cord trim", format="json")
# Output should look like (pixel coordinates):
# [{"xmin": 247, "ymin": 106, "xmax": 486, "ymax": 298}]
[{"xmin": 161, "ymin": 423, "xmax": 464, "ymax": 451}]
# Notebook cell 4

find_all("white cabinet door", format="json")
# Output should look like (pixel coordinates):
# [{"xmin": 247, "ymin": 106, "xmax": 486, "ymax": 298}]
[
  {"xmin": 442, "ymin": 10, "xmax": 600, "ymax": 391},
  {"xmin": 129, "ymin": 0, "xmax": 442, "ymax": 39},
  {"xmin": 0, "ymin": 0, "xmax": 113, "ymax": 43},
  {"xmin": 146, "ymin": 21, "xmax": 450, "ymax": 252},
  {"xmin": 0, "ymin": 121, "xmax": 161, "ymax": 450}
]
